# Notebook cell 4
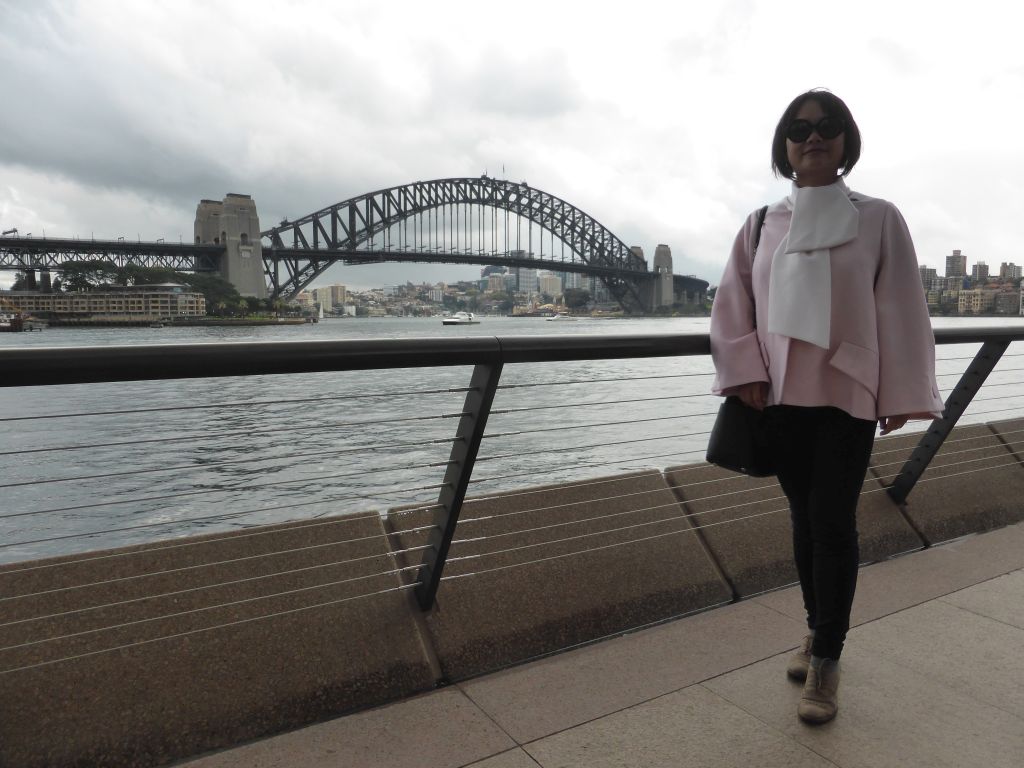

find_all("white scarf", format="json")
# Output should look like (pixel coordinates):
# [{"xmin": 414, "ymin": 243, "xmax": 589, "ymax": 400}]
[{"xmin": 766, "ymin": 179, "xmax": 859, "ymax": 349}]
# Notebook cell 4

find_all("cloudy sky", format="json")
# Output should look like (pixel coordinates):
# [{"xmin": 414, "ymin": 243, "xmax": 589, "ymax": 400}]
[{"xmin": 1, "ymin": 0, "xmax": 1021, "ymax": 291}]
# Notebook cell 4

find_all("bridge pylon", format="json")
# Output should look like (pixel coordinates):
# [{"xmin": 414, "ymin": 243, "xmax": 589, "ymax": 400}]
[{"xmin": 195, "ymin": 194, "xmax": 266, "ymax": 299}]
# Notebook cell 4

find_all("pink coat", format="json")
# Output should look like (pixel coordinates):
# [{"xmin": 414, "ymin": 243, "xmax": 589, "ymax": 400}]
[{"xmin": 710, "ymin": 192, "xmax": 944, "ymax": 422}]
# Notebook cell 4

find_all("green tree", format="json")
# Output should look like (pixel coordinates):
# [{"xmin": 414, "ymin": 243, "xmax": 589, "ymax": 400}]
[
  {"xmin": 563, "ymin": 288, "xmax": 590, "ymax": 310},
  {"xmin": 10, "ymin": 271, "xmax": 27, "ymax": 290},
  {"xmin": 60, "ymin": 259, "xmax": 120, "ymax": 291},
  {"xmin": 181, "ymin": 272, "xmax": 242, "ymax": 314}
]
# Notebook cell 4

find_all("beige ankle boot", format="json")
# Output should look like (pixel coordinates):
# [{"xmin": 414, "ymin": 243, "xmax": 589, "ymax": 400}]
[
  {"xmin": 798, "ymin": 658, "xmax": 840, "ymax": 724},
  {"xmin": 786, "ymin": 634, "xmax": 813, "ymax": 681}
]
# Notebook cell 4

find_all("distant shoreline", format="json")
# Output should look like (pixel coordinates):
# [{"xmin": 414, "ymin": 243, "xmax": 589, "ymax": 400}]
[{"xmin": 45, "ymin": 317, "xmax": 312, "ymax": 328}]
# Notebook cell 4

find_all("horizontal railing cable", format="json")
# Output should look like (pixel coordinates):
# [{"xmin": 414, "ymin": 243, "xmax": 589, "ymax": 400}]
[
  {"xmin": 495, "ymin": 371, "xmax": 714, "ymax": 390},
  {"xmin": 2, "ymin": 511, "xmax": 441, "ymax": 575},
  {"xmin": 0, "ymin": 524, "xmax": 437, "ymax": 603},
  {"xmin": 476, "ymin": 429, "xmax": 712, "ymax": 464},
  {"xmin": 874, "ymin": 459, "xmax": 1024, "ymax": 486},
  {"xmin": 482, "ymin": 410, "xmax": 720, "ymax": 440},
  {"xmin": 443, "ymin": 507, "xmax": 789, "ymax": 578},
  {"xmin": 0, "ymin": 410, "xmax": 468, "ymax": 457},
  {"xmin": 0, "ymin": 386, "xmax": 470, "ymax": 423},
  {"xmin": 0, "ymin": 456, "xmax": 455, "ymax": 523},
  {"xmin": 441, "ymin": 458, "xmax": 1024, "ymax": 575},
  {"xmin": 3, "ymin": 481, "xmax": 444, "ymax": 552},
  {"xmin": 0, "ymin": 582, "xmax": 422, "ymax": 676},
  {"xmin": 455, "ymin": 476, "xmax": 781, "ymax": 530},
  {"xmin": 0, "ymin": 437, "xmax": 458, "ymax": 490},
  {"xmin": 489, "ymin": 391, "xmax": 716, "ymax": 417},
  {"xmin": 467, "ymin": 448, "xmax": 709, "ymax": 488},
  {"xmin": 936, "ymin": 364, "xmax": 1024, "ymax": 378},
  {"xmin": 0, "ymin": 563, "xmax": 425, "ymax": 654},
  {"xmin": 0, "ymin": 544, "xmax": 434, "ymax": 629}
]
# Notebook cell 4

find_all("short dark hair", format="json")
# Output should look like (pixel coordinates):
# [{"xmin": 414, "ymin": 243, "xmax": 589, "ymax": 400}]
[{"xmin": 771, "ymin": 89, "xmax": 861, "ymax": 180}]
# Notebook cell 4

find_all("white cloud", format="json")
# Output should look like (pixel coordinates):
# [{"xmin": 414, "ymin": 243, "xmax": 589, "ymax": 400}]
[{"xmin": 2, "ymin": 0, "xmax": 1023, "ymax": 289}]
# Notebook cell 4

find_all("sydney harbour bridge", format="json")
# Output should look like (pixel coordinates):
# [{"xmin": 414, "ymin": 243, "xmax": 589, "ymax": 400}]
[{"xmin": 0, "ymin": 176, "xmax": 708, "ymax": 313}]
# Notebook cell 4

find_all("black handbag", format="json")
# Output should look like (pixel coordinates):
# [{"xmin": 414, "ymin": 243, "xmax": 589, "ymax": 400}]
[
  {"xmin": 706, "ymin": 395, "xmax": 775, "ymax": 476},
  {"xmin": 706, "ymin": 205, "xmax": 775, "ymax": 477}
]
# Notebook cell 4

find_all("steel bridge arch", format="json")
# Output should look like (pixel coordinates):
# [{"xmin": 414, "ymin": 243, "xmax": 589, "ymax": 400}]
[{"xmin": 261, "ymin": 176, "xmax": 652, "ymax": 312}]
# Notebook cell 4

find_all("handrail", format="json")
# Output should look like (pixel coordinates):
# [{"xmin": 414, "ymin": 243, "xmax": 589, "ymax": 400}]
[
  {"xmin": 1, "ymin": 327, "xmax": 1020, "ymax": 387},
  {"xmin": 3, "ymin": 325, "xmax": 1022, "ymax": 611}
]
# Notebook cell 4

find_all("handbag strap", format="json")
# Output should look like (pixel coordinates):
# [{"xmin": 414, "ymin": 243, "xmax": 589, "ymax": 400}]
[
  {"xmin": 749, "ymin": 205, "xmax": 768, "ymax": 325},
  {"xmin": 751, "ymin": 205, "xmax": 768, "ymax": 259}
]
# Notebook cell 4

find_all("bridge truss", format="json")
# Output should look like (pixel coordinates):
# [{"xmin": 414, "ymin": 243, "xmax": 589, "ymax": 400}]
[
  {"xmin": 0, "ymin": 237, "xmax": 223, "ymax": 273},
  {"xmin": 262, "ymin": 177, "xmax": 653, "ymax": 312}
]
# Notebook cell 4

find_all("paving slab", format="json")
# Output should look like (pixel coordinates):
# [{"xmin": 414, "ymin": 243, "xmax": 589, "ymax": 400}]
[
  {"xmin": 755, "ymin": 520, "xmax": 1024, "ymax": 627},
  {"xmin": 853, "ymin": 598, "xmax": 1024, "ymax": 719},
  {"xmin": 388, "ymin": 470, "xmax": 731, "ymax": 681},
  {"xmin": 705, "ymin": 640, "xmax": 1024, "ymax": 768},
  {"xmin": 523, "ymin": 684, "xmax": 833, "ymax": 768},
  {"xmin": 459, "ymin": 600, "xmax": 806, "ymax": 743},
  {"xmin": 940, "ymin": 570, "xmax": 1024, "ymax": 629},
  {"xmin": 180, "ymin": 687, "xmax": 515, "ymax": 768}
]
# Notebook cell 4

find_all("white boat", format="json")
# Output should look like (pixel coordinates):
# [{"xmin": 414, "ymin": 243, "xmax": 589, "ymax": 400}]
[
  {"xmin": 441, "ymin": 311, "xmax": 480, "ymax": 326},
  {"xmin": 545, "ymin": 312, "xmax": 577, "ymax": 321}
]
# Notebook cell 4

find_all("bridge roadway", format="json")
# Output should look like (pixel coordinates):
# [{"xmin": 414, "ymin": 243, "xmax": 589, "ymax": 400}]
[{"xmin": 183, "ymin": 521, "xmax": 1024, "ymax": 768}]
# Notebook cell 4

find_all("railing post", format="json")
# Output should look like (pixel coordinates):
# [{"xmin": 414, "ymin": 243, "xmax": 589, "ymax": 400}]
[
  {"xmin": 415, "ymin": 360, "xmax": 504, "ymax": 610},
  {"xmin": 888, "ymin": 339, "xmax": 1010, "ymax": 504}
]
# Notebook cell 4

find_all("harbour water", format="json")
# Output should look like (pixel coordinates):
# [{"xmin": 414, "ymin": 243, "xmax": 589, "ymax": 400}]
[{"xmin": 2, "ymin": 315, "xmax": 1022, "ymax": 565}]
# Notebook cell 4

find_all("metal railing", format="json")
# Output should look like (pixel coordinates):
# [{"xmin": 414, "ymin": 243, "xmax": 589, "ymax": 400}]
[{"xmin": 2, "ymin": 326, "xmax": 1023, "ymax": 617}]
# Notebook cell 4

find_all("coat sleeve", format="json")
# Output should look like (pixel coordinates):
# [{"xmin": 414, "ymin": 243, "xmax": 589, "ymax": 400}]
[
  {"xmin": 710, "ymin": 212, "xmax": 770, "ymax": 394},
  {"xmin": 875, "ymin": 204, "xmax": 945, "ymax": 418}
]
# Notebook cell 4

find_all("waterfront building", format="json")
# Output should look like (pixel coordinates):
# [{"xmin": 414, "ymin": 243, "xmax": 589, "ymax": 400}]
[
  {"xmin": 946, "ymin": 249, "xmax": 967, "ymax": 277},
  {"xmin": 487, "ymin": 274, "xmax": 506, "ymax": 292},
  {"xmin": 958, "ymin": 289, "xmax": 997, "ymax": 314},
  {"xmin": 1, "ymin": 284, "xmax": 206, "ymax": 318},
  {"xmin": 971, "ymin": 262, "xmax": 989, "ymax": 281}
]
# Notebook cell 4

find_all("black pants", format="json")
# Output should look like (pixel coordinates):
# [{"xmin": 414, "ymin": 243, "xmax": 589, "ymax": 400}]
[{"xmin": 765, "ymin": 405, "xmax": 876, "ymax": 660}]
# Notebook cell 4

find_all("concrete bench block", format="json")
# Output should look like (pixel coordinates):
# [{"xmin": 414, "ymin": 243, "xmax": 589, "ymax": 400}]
[
  {"xmin": 665, "ymin": 461, "xmax": 920, "ymax": 598},
  {"xmin": 0, "ymin": 513, "xmax": 435, "ymax": 768},
  {"xmin": 664, "ymin": 464, "xmax": 793, "ymax": 597},
  {"xmin": 870, "ymin": 423, "xmax": 1024, "ymax": 545},
  {"xmin": 388, "ymin": 470, "xmax": 731, "ymax": 681}
]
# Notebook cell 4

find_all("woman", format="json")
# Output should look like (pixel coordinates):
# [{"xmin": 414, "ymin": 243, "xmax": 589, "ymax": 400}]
[{"xmin": 710, "ymin": 89, "xmax": 943, "ymax": 725}]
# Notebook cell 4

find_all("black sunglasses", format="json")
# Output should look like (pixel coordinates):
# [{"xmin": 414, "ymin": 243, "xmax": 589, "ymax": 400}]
[{"xmin": 786, "ymin": 116, "xmax": 846, "ymax": 143}]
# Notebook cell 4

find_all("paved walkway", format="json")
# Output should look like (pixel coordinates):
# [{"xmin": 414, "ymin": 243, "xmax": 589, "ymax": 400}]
[{"xmin": 181, "ymin": 522, "xmax": 1024, "ymax": 768}]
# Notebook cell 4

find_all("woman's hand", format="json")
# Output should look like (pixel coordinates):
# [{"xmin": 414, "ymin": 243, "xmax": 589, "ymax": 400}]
[
  {"xmin": 878, "ymin": 415, "xmax": 909, "ymax": 435},
  {"xmin": 735, "ymin": 381, "xmax": 769, "ymax": 411}
]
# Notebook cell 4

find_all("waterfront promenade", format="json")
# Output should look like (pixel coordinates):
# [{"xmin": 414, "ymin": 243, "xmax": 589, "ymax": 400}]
[{"xmin": 182, "ymin": 520, "xmax": 1024, "ymax": 768}]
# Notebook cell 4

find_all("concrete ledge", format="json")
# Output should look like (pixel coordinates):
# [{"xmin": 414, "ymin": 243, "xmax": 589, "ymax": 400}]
[
  {"xmin": 388, "ymin": 470, "xmax": 732, "ymax": 681},
  {"xmin": 870, "ymin": 421, "xmax": 1024, "ymax": 545},
  {"xmin": 0, "ymin": 514, "xmax": 435, "ymax": 768},
  {"xmin": 664, "ymin": 464, "xmax": 794, "ymax": 597}
]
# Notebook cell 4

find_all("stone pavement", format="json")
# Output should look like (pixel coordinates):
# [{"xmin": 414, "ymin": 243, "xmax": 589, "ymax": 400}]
[{"xmin": 180, "ymin": 521, "xmax": 1024, "ymax": 768}]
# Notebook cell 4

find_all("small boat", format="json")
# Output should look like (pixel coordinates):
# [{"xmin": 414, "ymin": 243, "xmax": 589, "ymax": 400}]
[
  {"xmin": 441, "ymin": 311, "xmax": 480, "ymax": 326},
  {"xmin": 545, "ymin": 312, "xmax": 577, "ymax": 321}
]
